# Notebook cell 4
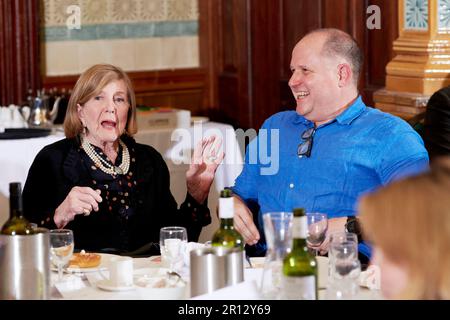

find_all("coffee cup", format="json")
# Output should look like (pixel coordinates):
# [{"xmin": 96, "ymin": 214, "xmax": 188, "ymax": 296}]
[{"xmin": 101, "ymin": 256, "xmax": 133, "ymax": 287}]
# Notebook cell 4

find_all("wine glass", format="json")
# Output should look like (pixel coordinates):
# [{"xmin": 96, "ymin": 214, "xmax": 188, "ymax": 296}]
[
  {"xmin": 306, "ymin": 212, "xmax": 328, "ymax": 256},
  {"xmin": 159, "ymin": 226, "xmax": 187, "ymax": 274},
  {"xmin": 49, "ymin": 229, "xmax": 74, "ymax": 282}
]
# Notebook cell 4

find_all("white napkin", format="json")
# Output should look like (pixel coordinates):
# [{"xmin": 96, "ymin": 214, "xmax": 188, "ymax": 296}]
[
  {"xmin": 53, "ymin": 274, "xmax": 88, "ymax": 299},
  {"xmin": 358, "ymin": 265, "xmax": 381, "ymax": 290},
  {"xmin": 183, "ymin": 242, "xmax": 206, "ymax": 267}
]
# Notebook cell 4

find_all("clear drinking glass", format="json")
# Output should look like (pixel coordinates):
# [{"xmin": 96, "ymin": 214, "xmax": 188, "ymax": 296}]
[
  {"xmin": 326, "ymin": 257, "xmax": 361, "ymax": 300},
  {"xmin": 260, "ymin": 211, "xmax": 293, "ymax": 299},
  {"xmin": 160, "ymin": 226, "xmax": 187, "ymax": 274},
  {"xmin": 49, "ymin": 229, "xmax": 74, "ymax": 282},
  {"xmin": 306, "ymin": 212, "xmax": 328, "ymax": 256},
  {"xmin": 328, "ymin": 232, "xmax": 358, "ymax": 262},
  {"xmin": 326, "ymin": 231, "xmax": 359, "ymax": 299}
]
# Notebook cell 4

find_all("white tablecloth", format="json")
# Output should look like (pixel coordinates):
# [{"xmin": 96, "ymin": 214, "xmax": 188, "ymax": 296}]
[
  {"xmin": 0, "ymin": 122, "xmax": 244, "ymax": 242},
  {"xmin": 51, "ymin": 254, "xmax": 383, "ymax": 300}
]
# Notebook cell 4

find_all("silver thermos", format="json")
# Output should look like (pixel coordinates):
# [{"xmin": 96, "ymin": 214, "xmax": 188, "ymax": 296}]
[{"xmin": 0, "ymin": 228, "xmax": 50, "ymax": 300}]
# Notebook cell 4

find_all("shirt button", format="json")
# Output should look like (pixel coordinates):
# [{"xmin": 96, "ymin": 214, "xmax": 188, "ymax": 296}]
[{"xmin": 289, "ymin": 183, "xmax": 294, "ymax": 189}]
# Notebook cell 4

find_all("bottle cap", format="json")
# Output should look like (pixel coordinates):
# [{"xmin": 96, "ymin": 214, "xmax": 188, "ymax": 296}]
[
  {"xmin": 9, "ymin": 182, "xmax": 22, "ymax": 196},
  {"xmin": 293, "ymin": 208, "xmax": 306, "ymax": 217},
  {"xmin": 220, "ymin": 189, "xmax": 232, "ymax": 198}
]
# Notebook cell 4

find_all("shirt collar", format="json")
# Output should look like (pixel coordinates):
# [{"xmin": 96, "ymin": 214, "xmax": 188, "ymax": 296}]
[
  {"xmin": 335, "ymin": 96, "xmax": 366, "ymax": 125},
  {"xmin": 292, "ymin": 95, "xmax": 366, "ymax": 126}
]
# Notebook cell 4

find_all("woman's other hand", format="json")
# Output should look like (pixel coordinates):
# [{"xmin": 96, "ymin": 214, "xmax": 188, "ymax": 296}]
[
  {"xmin": 186, "ymin": 135, "xmax": 225, "ymax": 204},
  {"xmin": 54, "ymin": 186, "xmax": 102, "ymax": 228}
]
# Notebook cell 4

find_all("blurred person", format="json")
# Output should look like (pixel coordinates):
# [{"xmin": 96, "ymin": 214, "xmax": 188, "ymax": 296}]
[
  {"xmin": 232, "ymin": 28, "xmax": 429, "ymax": 263},
  {"xmin": 359, "ymin": 159, "xmax": 450, "ymax": 299},
  {"xmin": 22, "ymin": 64, "xmax": 223, "ymax": 256}
]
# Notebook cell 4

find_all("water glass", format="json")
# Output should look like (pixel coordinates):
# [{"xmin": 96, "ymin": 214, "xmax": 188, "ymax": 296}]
[
  {"xmin": 326, "ymin": 232, "xmax": 360, "ymax": 299},
  {"xmin": 160, "ymin": 226, "xmax": 187, "ymax": 273},
  {"xmin": 326, "ymin": 258, "xmax": 361, "ymax": 299},
  {"xmin": 49, "ymin": 229, "xmax": 74, "ymax": 282},
  {"xmin": 306, "ymin": 212, "xmax": 328, "ymax": 255}
]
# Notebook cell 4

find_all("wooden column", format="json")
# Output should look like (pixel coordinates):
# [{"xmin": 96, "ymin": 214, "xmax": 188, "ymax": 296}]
[
  {"xmin": 374, "ymin": 0, "xmax": 450, "ymax": 120},
  {"xmin": 0, "ymin": 0, "xmax": 41, "ymax": 106}
]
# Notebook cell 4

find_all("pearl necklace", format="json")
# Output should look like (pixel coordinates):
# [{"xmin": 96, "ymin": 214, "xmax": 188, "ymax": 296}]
[{"xmin": 81, "ymin": 138, "xmax": 130, "ymax": 176}]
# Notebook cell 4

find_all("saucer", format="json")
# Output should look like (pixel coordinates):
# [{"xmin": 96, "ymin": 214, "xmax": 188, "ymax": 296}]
[{"xmin": 96, "ymin": 279, "xmax": 135, "ymax": 292}]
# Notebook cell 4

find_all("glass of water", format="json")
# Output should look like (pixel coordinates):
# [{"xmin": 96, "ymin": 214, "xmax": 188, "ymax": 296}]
[{"xmin": 160, "ymin": 226, "xmax": 187, "ymax": 273}]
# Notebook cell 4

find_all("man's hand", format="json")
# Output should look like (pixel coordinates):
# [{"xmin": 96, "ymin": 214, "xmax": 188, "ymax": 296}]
[
  {"xmin": 317, "ymin": 216, "xmax": 347, "ymax": 255},
  {"xmin": 233, "ymin": 195, "xmax": 260, "ymax": 245}
]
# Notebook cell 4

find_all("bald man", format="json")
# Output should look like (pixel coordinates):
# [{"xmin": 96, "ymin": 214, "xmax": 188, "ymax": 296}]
[{"xmin": 232, "ymin": 28, "xmax": 429, "ymax": 263}]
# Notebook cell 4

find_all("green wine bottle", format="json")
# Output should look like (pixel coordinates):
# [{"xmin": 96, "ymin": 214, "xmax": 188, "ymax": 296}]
[
  {"xmin": 1, "ymin": 182, "xmax": 34, "ymax": 235},
  {"xmin": 211, "ymin": 189, "xmax": 244, "ymax": 250},
  {"xmin": 281, "ymin": 208, "xmax": 317, "ymax": 300}
]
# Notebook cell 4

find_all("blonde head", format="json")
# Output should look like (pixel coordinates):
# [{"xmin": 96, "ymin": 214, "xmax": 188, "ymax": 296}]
[
  {"xmin": 64, "ymin": 64, "xmax": 137, "ymax": 138},
  {"xmin": 359, "ymin": 158, "xmax": 450, "ymax": 299}
]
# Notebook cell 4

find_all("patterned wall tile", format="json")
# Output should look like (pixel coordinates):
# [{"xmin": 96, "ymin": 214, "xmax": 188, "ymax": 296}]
[
  {"xmin": 43, "ymin": 0, "xmax": 199, "ymax": 26},
  {"xmin": 44, "ymin": 21, "xmax": 198, "ymax": 41},
  {"xmin": 53, "ymin": 0, "xmax": 82, "ymax": 25},
  {"xmin": 110, "ymin": 0, "xmax": 139, "ymax": 22},
  {"xmin": 404, "ymin": 0, "xmax": 429, "ymax": 30},
  {"xmin": 166, "ymin": 0, "xmax": 196, "ymax": 21},
  {"xmin": 82, "ymin": 0, "xmax": 109, "ymax": 23},
  {"xmin": 140, "ymin": 0, "xmax": 167, "ymax": 21},
  {"xmin": 42, "ymin": 0, "xmax": 52, "ymax": 27},
  {"xmin": 439, "ymin": 0, "xmax": 450, "ymax": 30}
]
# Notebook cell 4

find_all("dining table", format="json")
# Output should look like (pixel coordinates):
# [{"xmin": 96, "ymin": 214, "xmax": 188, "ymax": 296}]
[
  {"xmin": 51, "ymin": 253, "xmax": 383, "ymax": 300},
  {"xmin": 0, "ymin": 121, "xmax": 244, "ymax": 242}
]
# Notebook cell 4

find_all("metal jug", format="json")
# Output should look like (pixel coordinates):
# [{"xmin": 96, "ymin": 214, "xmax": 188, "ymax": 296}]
[
  {"xmin": 27, "ymin": 90, "xmax": 61, "ymax": 127},
  {"xmin": 0, "ymin": 228, "xmax": 50, "ymax": 300}
]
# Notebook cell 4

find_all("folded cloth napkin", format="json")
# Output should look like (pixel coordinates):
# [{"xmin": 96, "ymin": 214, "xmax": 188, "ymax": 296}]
[
  {"xmin": 358, "ymin": 265, "xmax": 381, "ymax": 290},
  {"xmin": 183, "ymin": 242, "xmax": 206, "ymax": 267}
]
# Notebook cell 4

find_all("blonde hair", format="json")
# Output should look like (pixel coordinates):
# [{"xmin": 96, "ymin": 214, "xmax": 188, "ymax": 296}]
[
  {"xmin": 359, "ymin": 159, "xmax": 450, "ymax": 299},
  {"xmin": 64, "ymin": 64, "xmax": 137, "ymax": 138}
]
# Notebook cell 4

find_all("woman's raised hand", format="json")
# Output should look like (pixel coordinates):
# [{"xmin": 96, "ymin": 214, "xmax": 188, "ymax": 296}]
[
  {"xmin": 54, "ymin": 186, "xmax": 102, "ymax": 228},
  {"xmin": 186, "ymin": 135, "xmax": 225, "ymax": 204}
]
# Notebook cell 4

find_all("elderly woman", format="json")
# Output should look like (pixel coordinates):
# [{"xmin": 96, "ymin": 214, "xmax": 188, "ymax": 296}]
[
  {"xmin": 358, "ymin": 159, "xmax": 450, "ymax": 299},
  {"xmin": 22, "ymin": 64, "xmax": 223, "ymax": 256}
]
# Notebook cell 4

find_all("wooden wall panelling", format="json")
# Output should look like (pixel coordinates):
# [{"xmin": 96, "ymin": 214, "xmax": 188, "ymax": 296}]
[
  {"xmin": 279, "ymin": 0, "xmax": 323, "ymax": 112},
  {"xmin": 0, "ymin": 0, "xmax": 40, "ymax": 105},
  {"xmin": 249, "ymin": 0, "xmax": 282, "ymax": 128},
  {"xmin": 364, "ymin": 0, "xmax": 398, "ymax": 105},
  {"xmin": 43, "ymin": 68, "xmax": 207, "ymax": 114},
  {"xmin": 198, "ymin": 0, "xmax": 220, "ymax": 111},
  {"xmin": 217, "ymin": 0, "xmax": 251, "ymax": 129}
]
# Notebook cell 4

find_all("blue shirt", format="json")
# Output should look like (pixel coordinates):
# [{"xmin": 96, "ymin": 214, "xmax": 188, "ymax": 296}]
[{"xmin": 232, "ymin": 96, "xmax": 429, "ymax": 257}]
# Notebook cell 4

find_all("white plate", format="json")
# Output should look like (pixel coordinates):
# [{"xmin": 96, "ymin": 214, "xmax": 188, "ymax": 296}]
[
  {"xmin": 52, "ymin": 253, "xmax": 115, "ymax": 274},
  {"xmin": 96, "ymin": 279, "xmax": 135, "ymax": 292}
]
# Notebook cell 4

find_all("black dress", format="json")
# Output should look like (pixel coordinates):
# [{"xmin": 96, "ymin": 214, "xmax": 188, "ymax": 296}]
[{"xmin": 22, "ymin": 135, "xmax": 211, "ymax": 256}]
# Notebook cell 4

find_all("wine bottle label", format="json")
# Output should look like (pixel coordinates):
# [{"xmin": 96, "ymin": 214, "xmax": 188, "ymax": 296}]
[
  {"xmin": 292, "ymin": 216, "xmax": 307, "ymax": 239},
  {"xmin": 219, "ymin": 197, "xmax": 234, "ymax": 219},
  {"xmin": 281, "ymin": 274, "xmax": 316, "ymax": 300}
]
